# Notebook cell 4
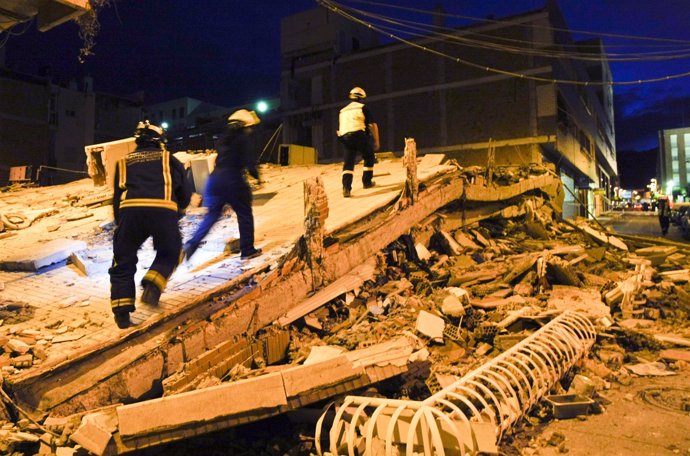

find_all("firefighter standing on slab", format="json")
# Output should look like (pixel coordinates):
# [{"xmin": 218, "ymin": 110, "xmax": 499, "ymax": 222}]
[
  {"xmin": 337, "ymin": 87, "xmax": 380, "ymax": 198},
  {"xmin": 109, "ymin": 120, "xmax": 192, "ymax": 329}
]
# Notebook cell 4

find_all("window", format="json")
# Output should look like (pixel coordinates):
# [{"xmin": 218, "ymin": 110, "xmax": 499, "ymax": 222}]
[
  {"xmin": 179, "ymin": 106, "xmax": 185, "ymax": 118},
  {"xmin": 172, "ymin": 109, "xmax": 176, "ymax": 120},
  {"xmin": 49, "ymin": 93, "xmax": 58, "ymax": 126}
]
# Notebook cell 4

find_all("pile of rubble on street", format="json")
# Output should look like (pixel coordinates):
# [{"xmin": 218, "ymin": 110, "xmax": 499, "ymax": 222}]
[{"xmin": 1, "ymin": 158, "xmax": 689, "ymax": 456}]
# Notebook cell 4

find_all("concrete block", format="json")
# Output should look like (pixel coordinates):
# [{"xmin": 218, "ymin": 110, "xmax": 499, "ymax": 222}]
[
  {"xmin": 69, "ymin": 248, "xmax": 112, "ymax": 276},
  {"xmin": 118, "ymin": 371, "xmax": 287, "ymax": 438},
  {"xmin": 415, "ymin": 310, "xmax": 445, "ymax": 341},
  {"xmin": 7, "ymin": 339, "xmax": 31, "ymax": 354},
  {"xmin": 281, "ymin": 355, "xmax": 364, "ymax": 399},
  {"xmin": 70, "ymin": 421, "xmax": 112, "ymax": 456},
  {"xmin": 0, "ymin": 239, "xmax": 88, "ymax": 271}
]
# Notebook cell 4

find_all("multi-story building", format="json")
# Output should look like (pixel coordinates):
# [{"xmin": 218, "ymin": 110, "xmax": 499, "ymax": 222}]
[
  {"xmin": 279, "ymin": 1, "xmax": 617, "ymax": 218},
  {"xmin": 144, "ymin": 97, "xmax": 230, "ymax": 132},
  {"xmin": 658, "ymin": 127, "xmax": 690, "ymax": 196},
  {"xmin": 0, "ymin": 66, "xmax": 141, "ymax": 185}
]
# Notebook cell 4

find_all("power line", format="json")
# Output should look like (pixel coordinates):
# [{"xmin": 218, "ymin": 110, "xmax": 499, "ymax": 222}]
[
  {"xmin": 348, "ymin": 8, "xmax": 690, "ymax": 63},
  {"xmin": 340, "ymin": 0, "xmax": 690, "ymax": 45},
  {"xmin": 318, "ymin": 0, "xmax": 690, "ymax": 86}
]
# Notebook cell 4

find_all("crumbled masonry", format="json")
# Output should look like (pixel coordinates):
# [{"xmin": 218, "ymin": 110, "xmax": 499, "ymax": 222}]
[{"xmin": 1, "ymin": 159, "xmax": 689, "ymax": 456}]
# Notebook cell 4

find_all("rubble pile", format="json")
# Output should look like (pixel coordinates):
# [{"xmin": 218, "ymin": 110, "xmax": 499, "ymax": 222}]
[{"xmin": 1, "ymin": 171, "xmax": 690, "ymax": 455}]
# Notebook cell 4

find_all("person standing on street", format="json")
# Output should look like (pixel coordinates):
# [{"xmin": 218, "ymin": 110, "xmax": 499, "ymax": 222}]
[
  {"xmin": 109, "ymin": 120, "xmax": 192, "ymax": 328},
  {"xmin": 337, "ymin": 86, "xmax": 380, "ymax": 198},
  {"xmin": 658, "ymin": 194, "xmax": 671, "ymax": 235},
  {"xmin": 184, "ymin": 109, "xmax": 263, "ymax": 261}
]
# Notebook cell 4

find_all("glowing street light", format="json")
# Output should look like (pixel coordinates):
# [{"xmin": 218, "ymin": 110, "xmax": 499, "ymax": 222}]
[
  {"xmin": 161, "ymin": 122, "xmax": 169, "ymax": 130},
  {"xmin": 256, "ymin": 100, "xmax": 269, "ymax": 113},
  {"xmin": 666, "ymin": 179, "xmax": 675, "ymax": 196}
]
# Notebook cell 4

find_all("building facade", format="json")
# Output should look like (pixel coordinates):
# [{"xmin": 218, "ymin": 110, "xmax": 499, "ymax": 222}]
[
  {"xmin": 144, "ymin": 97, "xmax": 230, "ymax": 132},
  {"xmin": 279, "ymin": 1, "xmax": 617, "ymax": 218},
  {"xmin": 0, "ymin": 68, "xmax": 141, "ymax": 185},
  {"xmin": 658, "ymin": 127, "xmax": 690, "ymax": 196}
]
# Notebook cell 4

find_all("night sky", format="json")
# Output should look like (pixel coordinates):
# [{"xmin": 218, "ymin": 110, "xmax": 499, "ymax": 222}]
[{"xmin": 5, "ymin": 0, "xmax": 690, "ymax": 153}]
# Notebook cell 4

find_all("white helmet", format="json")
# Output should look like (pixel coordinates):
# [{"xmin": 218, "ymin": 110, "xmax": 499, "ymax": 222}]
[
  {"xmin": 349, "ymin": 86, "xmax": 366, "ymax": 100},
  {"xmin": 227, "ymin": 109, "xmax": 261, "ymax": 127}
]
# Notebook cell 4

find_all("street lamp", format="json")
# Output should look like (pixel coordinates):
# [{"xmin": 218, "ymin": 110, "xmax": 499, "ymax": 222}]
[{"xmin": 256, "ymin": 100, "xmax": 268, "ymax": 114}]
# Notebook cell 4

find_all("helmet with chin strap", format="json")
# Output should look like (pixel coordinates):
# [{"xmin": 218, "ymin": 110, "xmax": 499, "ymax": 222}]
[
  {"xmin": 227, "ymin": 109, "xmax": 261, "ymax": 128},
  {"xmin": 349, "ymin": 86, "xmax": 366, "ymax": 100},
  {"xmin": 134, "ymin": 120, "xmax": 165, "ymax": 146}
]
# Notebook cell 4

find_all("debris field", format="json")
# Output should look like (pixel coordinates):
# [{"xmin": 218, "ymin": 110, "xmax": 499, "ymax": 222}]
[{"xmin": 1, "ymin": 154, "xmax": 689, "ymax": 456}]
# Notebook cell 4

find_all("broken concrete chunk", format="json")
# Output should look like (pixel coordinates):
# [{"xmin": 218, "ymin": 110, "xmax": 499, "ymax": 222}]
[
  {"xmin": 118, "ymin": 372, "xmax": 288, "ymax": 438},
  {"xmin": 658, "ymin": 269, "xmax": 690, "ymax": 283},
  {"xmin": 415, "ymin": 243, "xmax": 432, "ymax": 260},
  {"xmin": 441, "ymin": 295, "xmax": 465, "ymax": 318},
  {"xmin": 548, "ymin": 286, "xmax": 610, "ymax": 319},
  {"xmin": 0, "ymin": 239, "xmax": 88, "ymax": 271},
  {"xmin": 434, "ymin": 231, "xmax": 464, "ymax": 256},
  {"xmin": 624, "ymin": 361, "xmax": 676, "ymax": 377},
  {"xmin": 6, "ymin": 339, "xmax": 31, "ymax": 354},
  {"xmin": 304, "ymin": 346, "xmax": 346, "ymax": 365},
  {"xmin": 69, "ymin": 248, "xmax": 113, "ymax": 276},
  {"xmin": 453, "ymin": 231, "xmax": 480, "ymax": 250},
  {"xmin": 70, "ymin": 421, "xmax": 112, "ymax": 456},
  {"xmin": 415, "ymin": 310, "xmax": 445, "ymax": 341}
]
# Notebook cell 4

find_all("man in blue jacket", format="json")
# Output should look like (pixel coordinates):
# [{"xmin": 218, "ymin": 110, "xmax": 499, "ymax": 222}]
[
  {"xmin": 183, "ymin": 109, "xmax": 263, "ymax": 262},
  {"xmin": 109, "ymin": 120, "xmax": 192, "ymax": 328}
]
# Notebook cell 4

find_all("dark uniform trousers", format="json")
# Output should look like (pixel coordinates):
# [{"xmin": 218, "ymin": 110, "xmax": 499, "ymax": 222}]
[
  {"xmin": 340, "ymin": 130, "xmax": 375, "ymax": 190},
  {"xmin": 109, "ymin": 208, "xmax": 182, "ymax": 312},
  {"xmin": 185, "ymin": 169, "xmax": 255, "ymax": 256}
]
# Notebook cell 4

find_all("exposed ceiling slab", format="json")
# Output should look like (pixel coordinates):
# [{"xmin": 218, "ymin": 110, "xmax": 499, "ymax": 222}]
[{"xmin": 0, "ymin": 0, "xmax": 88, "ymax": 32}]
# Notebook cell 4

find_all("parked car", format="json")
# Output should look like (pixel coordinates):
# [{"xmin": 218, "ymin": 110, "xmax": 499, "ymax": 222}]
[{"xmin": 670, "ymin": 202, "xmax": 690, "ymax": 226}]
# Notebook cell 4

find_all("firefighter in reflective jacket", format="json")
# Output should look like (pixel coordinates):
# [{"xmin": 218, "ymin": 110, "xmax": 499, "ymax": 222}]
[
  {"xmin": 109, "ymin": 120, "xmax": 192, "ymax": 328},
  {"xmin": 337, "ymin": 87, "xmax": 379, "ymax": 198}
]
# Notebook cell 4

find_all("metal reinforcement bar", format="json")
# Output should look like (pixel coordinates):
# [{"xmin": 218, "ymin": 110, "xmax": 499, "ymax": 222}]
[{"xmin": 316, "ymin": 311, "xmax": 596, "ymax": 456}]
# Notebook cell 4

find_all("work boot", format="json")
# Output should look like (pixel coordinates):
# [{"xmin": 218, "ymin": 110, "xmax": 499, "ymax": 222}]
[
  {"xmin": 343, "ymin": 187, "xmax": 351, "ymax": 198},
  {"xmin": 141, "ymin": 283, "xmax": 161, "ymax": 306},
  {"xmin": 113, "ymin": 309, "xmax": 131, "ymax": 329},
  {"xmin": 241, "ymin": 248, "xmax": 262, "ymax": 260},
  {"xmin": 363, "ymin": 181, "xmax": 376, "ymax": 189}
]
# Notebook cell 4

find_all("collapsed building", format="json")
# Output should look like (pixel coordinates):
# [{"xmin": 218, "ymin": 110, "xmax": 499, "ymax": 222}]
[{"xmin": 0, "ymin": 138, "xmax": 689, "ymax": 455}]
